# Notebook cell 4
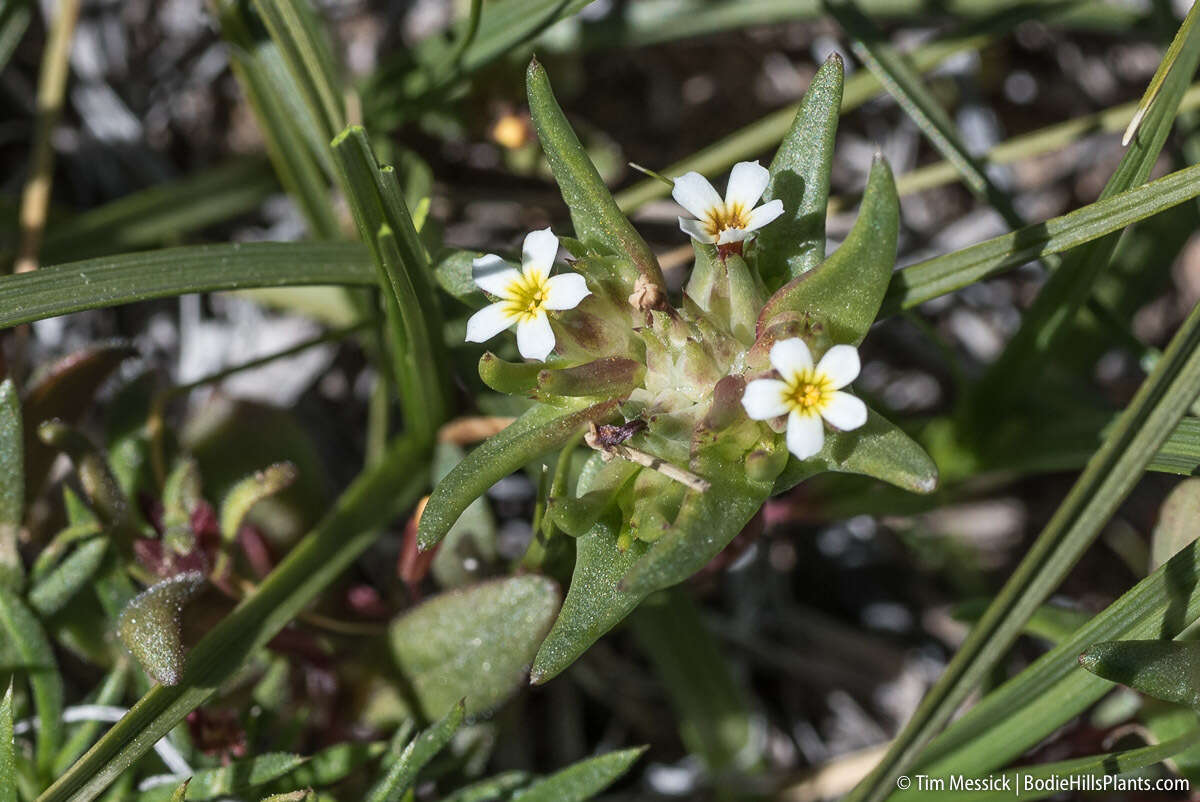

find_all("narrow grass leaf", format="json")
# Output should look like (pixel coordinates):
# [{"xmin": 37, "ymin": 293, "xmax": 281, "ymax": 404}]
[
  {"xmin": 27, "ymin": 536, "xmax": 108, "ymax": 617},
  {"xmin": 0, "ymin": 682, "xmax": 14, "ymax": 802},
  {"xmin": 0, "ymin": 380, "xmax": 22, "ymax": 591},
  {"xmin": 511, "ymin": 747, "xmax": 646, "ymax": 802},
  {"xmin": 39, "ymin": 436, "xmax": 428, "ymax": 802},
  {"xmin": 881, "ymin": 161, "xmax": 1200, "ymax": 316},
  {"xmin": 365, "ymin": 702, "xmax": 465, "ymax": 802},
  {"xmin": 1080, "ymin": 640, "xmax": 1200, "ymax": 708},
  {"xmin": 137, "ymin": 753, "xmax": 307, "ymax": 802},
  {"xmin": 1123, "ymin": 2, "xmax": 1200, "ymax": 145},
  {"xmin": 0, "ymin": 242, "xmax": 373, "ymax": 331},
  {"xmin": 0, "ymin": 587, "xmax": 62, "ymax": 780},
  {"xmin": 852, "ymin": 299, "xmax": 1200, "ymax": 802},
  {"xmin": 53, "ymin": 664, "xmax": 129, "ymax": 775}
]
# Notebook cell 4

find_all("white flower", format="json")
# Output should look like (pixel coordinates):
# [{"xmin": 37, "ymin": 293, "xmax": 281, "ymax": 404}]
[
  {"xmin": 465, "ymin": 228, "xmax": 591, "ymax": 361},
  {"xmin": 741, "ymin": 338, "xmax": 868, "ymax": 460},
  {"xmin": 673, "ymin": 161, "xmax": 785, "ymax": 246}
]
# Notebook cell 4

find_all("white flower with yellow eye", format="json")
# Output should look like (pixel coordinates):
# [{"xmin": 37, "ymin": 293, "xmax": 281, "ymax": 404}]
[
  {"xmin": 741, "ymin": 338, "xmax": 868, "ymax": 460},
  {"xmin": 465, "ymin": 228, "xmax": 591, "ymax": 362},
  {"xmin": 673, "ymin": 161, "xmax": 785, "ymax": 246}
]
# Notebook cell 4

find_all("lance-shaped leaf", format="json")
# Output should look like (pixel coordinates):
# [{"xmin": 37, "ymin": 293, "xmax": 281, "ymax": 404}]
[
  {"xmin": 511, "ymin": 747, "xmax": 646, "ymax": 802},
  {"xmin": 419, "ymin": 399, "xmax": 619, "ymax": 550},
  {"xmin": 138, "ymin": 753, "xmax": 308, "ymax": 802},
  {"xmin": 28, "ymin": 536, "xmax": 108, "ymax": 617},
  {"xmin": 365, "ymin": 702, "xmax": 465, "ymax": 802},
  {"xmin": 532, "ymin": 517, "xmax": 648, "ymax": 684},
  {"xmin": 0, "ymin": 682, "xmax": 12, "ymax": 802},
  {"xmin": 441, "ymin": 772, "xmax": 529, "ymax": 802},
  {"xmin": 220, "ymin": 463, "xmax": 299, "ymax": 541},
  {"xmin": 757, "ymin": 155, "xmax": 898, "ymax": 345},
  {"xmin": 1151, "ymin": 478, "xmax": 1200, "ymax": 572},
  {"xmin": 0, "ymin": 380, "xmax": 21, "ymax": 591},
  {"xmin": 756, "ymin": 53, "xmax": 844, "ymax": 290},
  {"xmin": 117, "ymin": 571, "xmax": 207, "ymax": 686},
  {"xmin": 0, "ymin": 587, "xmax": 61, "ymax": 779},
  {"xmin": 526, "ymin": 58, "xmax": 665, "ymax": 296},
  {"xmin": 537, "ymin": 358, "xmax": 644, "ymax": 398},
  {"xmin": 1080, "ymin": 640, "xmax": 1200, "ymax": 708},
  {"xmin": 389, "ymin": 576, "xmax": 560, "ymax": 718},
  {"xmin": 617, "ymin": 442, "xmax": 783, "ymax": 596},
  {"xmin": 38, "ymin": 422, "xmax": 139, "ymax": 546},
  {"xmin": 772, "ymin": 410, "xmax": 939, "ymax": 495}
]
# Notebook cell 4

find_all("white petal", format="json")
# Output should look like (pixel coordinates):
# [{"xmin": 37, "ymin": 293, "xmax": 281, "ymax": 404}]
[
  {"xmin": 744, "ymin": 199, "xmax": 785, "ymax": 231},
  {"xmin": 543, "ymin": 272, "xmax": 590, "ymax": 310},
  {"xmin": 724, "ymin": 161, "xmax": 770, "ymax": 209},
  {"xmin": 672, "ymin": 171, "xmax": 722, "ymax": 219},
  {"xmin": 679, "ymin": 217, "xmax": 715, "ymax": 244},
  {"xmin": 769, "ymin": 337, "xmax": 813, "ymax": 378},
  {"xmin": 516, "ymin": 311, "xmax": 555, "ymax": 361},
  {"xmin": 465, "ymin": 301, "xmax": 515, "ymax": 343},
  {"xmin": 741, "ymin": 379, "xmax": 789, "ymax": 420},
  {"xmin": 472, "ymin": 254, "xmax": 522, "ymax": 298},
  {"xmin": 717, "ymin": 226, "xmax": 754, "ymax": 245},
  {"xmin": 816, "ymin": 344, "xmax": 861, "ymax": 389},
  {"xmin": 522, "ymin": 227, "xmax": 559, "ymax": 276},
  {"xmin": 786, "ymin": 411, "xmax": 825, "ymax": 460},
  {"xmin": 821, "ymin": 391, "xmax": 868, "ymax": 431}
]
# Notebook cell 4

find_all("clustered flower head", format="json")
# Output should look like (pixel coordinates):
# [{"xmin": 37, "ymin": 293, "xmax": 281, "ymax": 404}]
[{"xmin": 465, "ymin": 163, "xmax": 869, "ymax": 461}]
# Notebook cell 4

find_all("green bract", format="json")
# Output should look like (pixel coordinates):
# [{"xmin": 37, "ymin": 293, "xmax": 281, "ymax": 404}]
[{"xmin": 418, "ymin": 57, "xmax": 938, "ymax": 680}]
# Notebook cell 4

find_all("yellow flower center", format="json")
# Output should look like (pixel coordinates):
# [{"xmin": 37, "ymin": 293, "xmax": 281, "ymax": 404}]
[
  {"xmin": 703, "ymin": 202, "xmax": 750, "ymax": 239},
  {"xmin": 503, "ymin": 272, "xmax": 551, "ymax": 322},
  {"xmin": 783, "ymin": 371, "xmax": 832, "ymax": 416}
]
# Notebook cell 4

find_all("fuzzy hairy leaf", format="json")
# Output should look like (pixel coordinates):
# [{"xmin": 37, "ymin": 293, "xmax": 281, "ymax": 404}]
[
  {"xmin": 756, "ymin": 53, "xmax": 844, "ymax": 288},
  {"xmin": 758, "ymin": 156, "xmax": 898, "ymax": 345},
  {"xmin": 365, "ymin": 702, "xmax": 465, "ymax": 802},
  {"xmin": 0, "ymin": 380, "xmax": 21, "ymax": 592},
  {"xmin": 137, "ymin": 753, "xmax": 307, "ymax": 802},
  {"xmin": 389, "ymin": 576, "xmax": 561, "ymax": 718},
  {"xmin": 511, "ymin": 748, "xmax": 645, "ymax": 802},
  {"xmin": 419, "ymin": 400, "xmax": 619, "ymax": 550},
  {"xmin": 526, "ymin": 58, "xmax": 665, "ymax": 294},
  {"xmin": 1080, "ymin": 640, "xmax": 1200, "ymax": 708}
]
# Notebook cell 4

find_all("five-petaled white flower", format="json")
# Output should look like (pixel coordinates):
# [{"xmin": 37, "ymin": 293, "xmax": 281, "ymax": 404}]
[
  {"xmin": 465, "ymin": 228, "xmax": 591, "ymax": 362},
  {"xmin": 673, "ymin": 161, "xmax": 785, "ymax": 246},
  {"xmin": 741, "ymin": 338, "xmax": 868, "ymax": 460}
]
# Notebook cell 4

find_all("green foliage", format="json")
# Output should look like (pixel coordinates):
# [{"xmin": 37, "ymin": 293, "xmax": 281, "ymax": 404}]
[
  {"xmin": 509, "ymin": 747, "xmax": 645, "ymax": 801},
  {"xmin": 389, "ymin": 576, "xmax": 561, "ymax": 717},
  {"xmin": 365, "ymin": 702, "xmax": 465, "ymax": 802}
]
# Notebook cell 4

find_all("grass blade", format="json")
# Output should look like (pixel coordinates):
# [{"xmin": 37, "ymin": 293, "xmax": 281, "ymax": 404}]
[
  {"xmin": 881, "ymin": 161, "xmax": 1200, "ymax": 316},
  {"xmin": 0, "ymin": 242, "xmax": 374, "ymax": 331},
  {"xmin": 511, "ymin": 747, "xmax": 646, "ymax": 802},
  {"xmin": 364, "ymin": 702, "xmax": 465, "ymax": 802},
  {"xmin": 1123, "ymin": 2, "xmax": 1200, "ymax": 145},
  {"xmin": 847, "ymin": 297, "xmax": 1200, "ymax": 802},
  {"xmin": 0, "ymin": 380, "xmax": 22, "ymax": 591},
  {"xmin": 0, "ymin": 588, "xmax": 63, "ymax": 781},
  {"xmin": 0, "ymin": 682, "xmax": 14, "ymax": 802},
  {"xmin": 38, "ymin": 435, "xmax": 428, "ymax": 802}
]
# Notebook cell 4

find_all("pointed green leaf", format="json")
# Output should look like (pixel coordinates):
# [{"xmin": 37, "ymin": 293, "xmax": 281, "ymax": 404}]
[
  {"xmin": 1080, "ymin": 640, "xmax": 1200, "ymax": 708},
  {"xmin": 28, "ymin": 536, "xmax": 108, "ymax": 617},
  {"xmin": 0, "ymin": 380, "xmax": 22, "ymax": 592},
  {"xmin": 756, "ymin": 53, "xmax": 844, "ymax": 289},
  {"xmin": 772, "ymin": 410, "xmax": 938, "ymax": 495},
  {"xmin": 167, "ymin": 781, "xmax": 188, "ymax": 802},
  {"xmin": 419, "ymin": 399, "xmax": 619, "ymax": 550},
  {"xmin": 53, "ymin": 664, "xmax": 129, "ymax": 775},
  {"xmin": 758, "ymin": 156, "xmax": 898, "ymax": 345},
  {"xmin": 117, "ymin": 572, "xmax": 207, "ymax": 686},
  {"xmin": 478, "ymin": 352, "xmax": 542, "ymax": 395},
  {"xmin": 0, "ymin": 586, "xmax": 62, "ymax": 780},
  {"xmin": 219, "ymin": 463, "xmax": 298, "ymax": 541},
  {"xmin": 138, "ymin": 753, "xmax": 307, "ymax": 802},
  {"xmin": 365, "ymin": 701, "xmax": 465, "ymax": 802},
  {"xmin": 511, "ymin": 747, "xmax": 645, "ymax": 802},
  {"xmin": 526, "ymin": 58, "xmax": 665, "ymax": 295},
  {"xmin": 430, "ymin": 443, "xmax": 498, "ymax": 590},
  {"xmin": 531, "ymin": 517, "xmax": 647, "ymax": 684},
  {"xmin": 1151, "ymin": 478, "xmax": 1200, "ymax": 571},
  {"xmin": 920, "ymin": 728, "xmax": 1200, "ymax": 802},
  {"xmin": 389, "ymin": 576, "xmax": 560, "ymax": 718},
  {"xmin": 0, "ymin": 682, "xmax": 14, "ymax": 802},
  {"xmin": 441, "ymin": 771, "xmax": 530, "ymax": 802}
]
